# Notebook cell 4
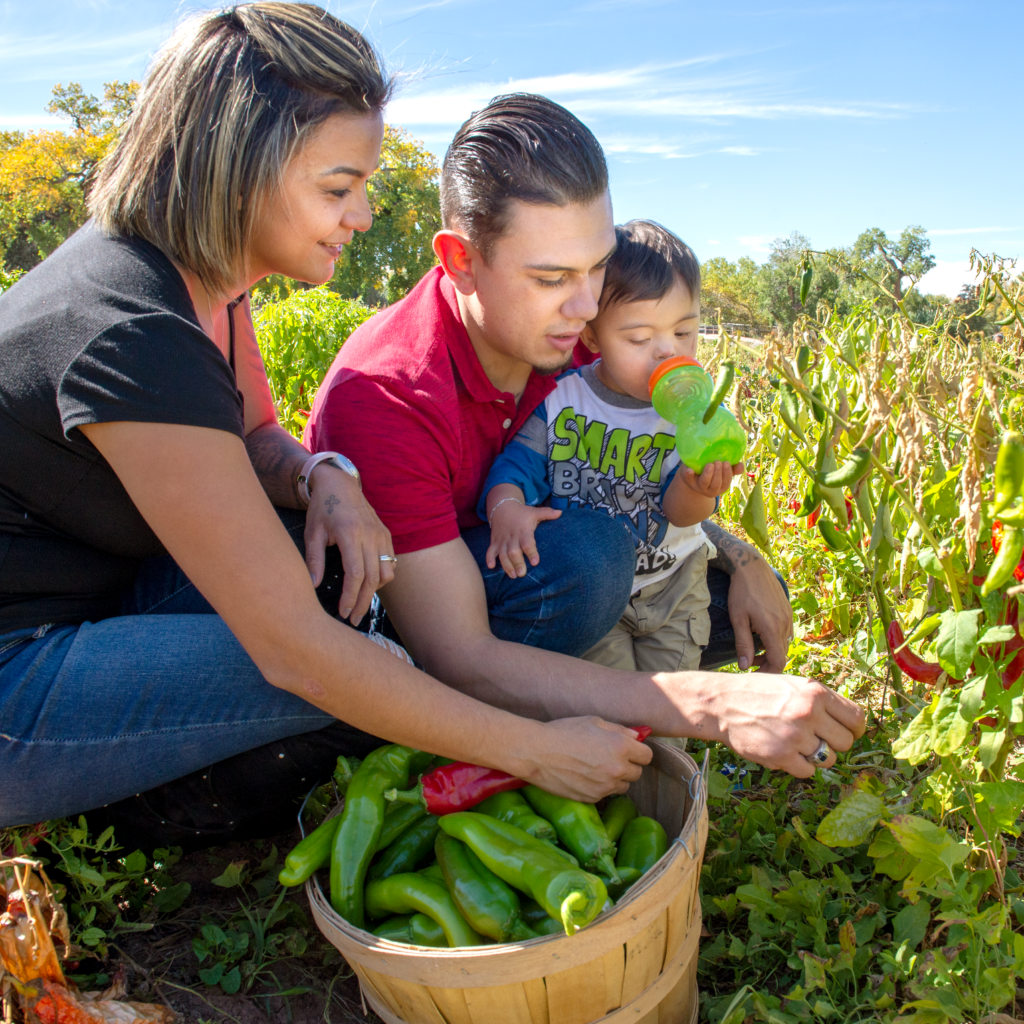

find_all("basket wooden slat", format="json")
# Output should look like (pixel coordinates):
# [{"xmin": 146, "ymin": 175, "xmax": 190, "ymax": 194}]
[{"xmin": 310, "ymin": 740, "xmax": 707, "ymax": 1024}]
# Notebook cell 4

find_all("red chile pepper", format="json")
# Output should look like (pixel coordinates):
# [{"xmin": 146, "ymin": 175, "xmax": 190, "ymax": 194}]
[
  {"xmin": 885, "ymin": 622, "xmax": 944, "ymax": 686},
  {"xmin": 991, "ymin": 521, "xmax": 1024, "ymax": 583},
  {"xmin": 385, "ymin": 728, "xmax": 652, "ymax": 815},
  {"xmin": 807, "ymin": 505, "xmax": 822, "ymax": 528}
]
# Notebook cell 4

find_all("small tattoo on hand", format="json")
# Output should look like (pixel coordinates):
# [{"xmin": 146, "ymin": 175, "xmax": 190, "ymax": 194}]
[{"xmin": 324, "ymin": 494, "xmax": 340, "ymax": 514}]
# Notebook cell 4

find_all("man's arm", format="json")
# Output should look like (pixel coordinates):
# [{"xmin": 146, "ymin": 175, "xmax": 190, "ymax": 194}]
[
  {"xmin": 381, "ymin": 537, "xmax": 863, "ymax": 779},
  {"xmin": 703, "ymin": 519, "xmax": 795, "ymax": 672}
]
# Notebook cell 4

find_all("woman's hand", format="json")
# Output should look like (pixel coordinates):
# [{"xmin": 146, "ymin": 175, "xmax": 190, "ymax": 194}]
[
  {"xmin": 305, "ymin": 463, "xmax": 394, "ymax": 624},
  {"xmin": 511, "ymin": 717, "xmax": 653, "ymax": 802}
]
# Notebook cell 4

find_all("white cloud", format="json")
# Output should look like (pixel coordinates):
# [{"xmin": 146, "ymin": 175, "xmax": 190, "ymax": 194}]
[
  {"xmin": 737, "ymin": 234, "xmax": 776, "ymax": 254},
  {"xmin": 719, "ymin": 146, "xmax": 759, "ymax": 156},
  {"xmin": 928, "ymin": 226, "xmax": 1018, "ymax": 236},
  {"xmin": 917, "ymin": 260, "xmax": 980, "ymax": 298},
  {"xmin": 707, "ymin": 239, "xmax": 722, "ymax": 245},
  {"xmin": 385, "ymin": 60, "xmax": 909, "ymax": 129},
  {"xmin": 0, "ymin": 27, "xmax": 161, "ymax": 61},
  {"xmin": 0, "ymin": 114, "xmax": 65, "ymax": 128}
]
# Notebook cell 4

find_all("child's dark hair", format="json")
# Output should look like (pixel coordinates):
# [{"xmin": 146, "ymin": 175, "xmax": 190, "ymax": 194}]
[{"xmin": 601, "ymin": 220, "xmax": 700, "ymax": 309}]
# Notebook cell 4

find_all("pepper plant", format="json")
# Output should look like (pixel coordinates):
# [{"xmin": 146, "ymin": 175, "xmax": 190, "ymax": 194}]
[{"xmin": 700, "ymin": 250, "xmax": 1024, "ymax": 1021}]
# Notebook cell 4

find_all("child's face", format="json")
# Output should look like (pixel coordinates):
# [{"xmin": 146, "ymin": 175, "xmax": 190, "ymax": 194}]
[{"xmin": 582, "ymin": 276, "xmax": 700, "ymax": 401}]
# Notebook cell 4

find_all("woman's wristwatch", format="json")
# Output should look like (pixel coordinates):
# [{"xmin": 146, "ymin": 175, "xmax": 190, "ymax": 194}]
[{"xmin": 297, "ymin": 451, "xmax": 361, "ymax": 507}]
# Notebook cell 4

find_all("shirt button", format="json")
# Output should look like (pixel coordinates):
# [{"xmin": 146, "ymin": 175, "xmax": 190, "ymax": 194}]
[{"xmin": 502, "ymin": 418, "xmax": 512, "ymax": 429}]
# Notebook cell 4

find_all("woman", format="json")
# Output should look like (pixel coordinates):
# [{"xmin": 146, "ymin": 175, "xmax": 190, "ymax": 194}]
[{"xmin": 0, "ymin": 2, "xmax": 650, "ymax": 848}]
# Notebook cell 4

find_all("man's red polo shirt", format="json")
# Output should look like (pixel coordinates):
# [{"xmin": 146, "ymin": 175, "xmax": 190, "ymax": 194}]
[{"xmin": 304, "ymin": 267, "xmax": 559, "ymax": 554}]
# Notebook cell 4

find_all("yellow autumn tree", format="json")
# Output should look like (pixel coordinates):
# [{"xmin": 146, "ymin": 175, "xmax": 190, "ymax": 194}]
[{"xmin": 0, "ymin": 81, "xmax": 137, "ymax": 271}]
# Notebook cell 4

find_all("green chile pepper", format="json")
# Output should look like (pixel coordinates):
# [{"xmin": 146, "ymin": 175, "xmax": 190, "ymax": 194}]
[
  {"xmin": 799, "ymin": 265, "xmax": 813, "ymax": 306},
  {"xmin": 810, "ymin": 384, "xmax": 826, "ymax": 423},
  {"xmin": 994, "ymin": 431, "xmax": 1024, "ymax": 514},
  {"xmin": 983, "ymin": 524, "xmax": 1024, "ymax": 596},
  {"xmin": 740, "ymin": 480, "xmax": 770, "ymax": 552},
  {"xmin": 778, "ymin": 382, "xmax": 806, "ymax": 441},
  {"xmin": 816, "ymin": 447, "xmax": 871, "ymax": 488},
  {"xmin": 278, "ymin": 815, "xmax": 340, "ymax": 888},
  {"xmin": 372, "ymin": 914, "xmax": 414, "ymax": 942},
  {"xmin": 369, "ymin": 815, "xmax": 441, "ymax": 880},
  {"xmin": 795, "ymin": 481, "xmax": 821, "ymax": 518},
  {"xmin": 364, "ymin": 873, "xmax": 485, "ymax": 947},
  {"xmin": 796, "ymin": 344, "xmax": 811, "ymax": 376},
  {"xmin": 818, "ymin": 518, "xmax": 849, "ymax": 552},
  {"xmin": 329, "ymin": 745, "xmax": 424, "ymax": 928},
  {"xmin": 475, "ymin": 791, "xmax": 557, "ymax": 843},
  {"xmin": 522, "ymin": 786, "xmax": 619, "ymax": 880},
  {"xmin": 601, "ymin": 795, "xmax": 638, "ymax": 843},
  {"xmin": 520, "ymin": 899, "xmax": 552, "ymax": 928},
  {"xmin": 419, "ymin": 862, "xmax": 445, "ymax": 881},
  {"xmin": 370, "ymin": 913, "xmax": 448, "ymax": 947},
  {"xmin": 606, "ymin": 866, "xmax": 642, "ymax": 900},
  {"xmin": 616, "ymin": 817, "xmax": 668, "ymax": 875},
  {"xmin": 376, "ymin": 803, "xmax": 429, "ymax": 852},
  {"xmin": 702, "ymin": 359, "xmax": 735, "ymax": 425},
  {"xmin": 409, "ymin": 913, "xmax": 448, "ymax": 947},
  {"xmin": 438, "ymin": 812, "xmax": 608, "ymax": 936},
  {"xmin": 436, "ymin": 833, "xmax": 536, "ymax": 942}
]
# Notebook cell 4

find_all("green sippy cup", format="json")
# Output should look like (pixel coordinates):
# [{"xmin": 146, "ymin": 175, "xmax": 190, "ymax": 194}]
[{"xmin": 649, "ymin": 356, "xmax": 747, "ymax": 473}]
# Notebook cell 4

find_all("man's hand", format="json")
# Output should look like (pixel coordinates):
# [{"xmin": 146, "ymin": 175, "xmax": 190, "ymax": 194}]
[
  {"xmin": 695, "ymin": 673, "xmax": 865, "ymax": 778},
  {"xmin": 704, "ymin": 520, "xmax": 794, "ymax": 672},
  {"xmin": 305, "ymin": 464, "xmax": 395, "ymax": 624}
]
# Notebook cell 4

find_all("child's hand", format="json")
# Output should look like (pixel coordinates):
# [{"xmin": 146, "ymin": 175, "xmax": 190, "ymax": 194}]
[
  {"xmin": 485, "ymin": 500, "xmax": 563, "ymax": 578},
  {"xmin": 680, "ymin": 460, "xmax": 743, "ymax": 499}
]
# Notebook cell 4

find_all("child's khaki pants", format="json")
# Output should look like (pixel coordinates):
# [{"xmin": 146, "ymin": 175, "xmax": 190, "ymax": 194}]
[{"xmin": 581, "ymin": 545, "xmax": 710, "ymax": 673}]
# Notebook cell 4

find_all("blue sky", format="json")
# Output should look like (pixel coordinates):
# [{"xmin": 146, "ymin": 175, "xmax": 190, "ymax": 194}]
[{"xmin": 2, "ymin": 0, "xmax": 1020, "ymax": 296}]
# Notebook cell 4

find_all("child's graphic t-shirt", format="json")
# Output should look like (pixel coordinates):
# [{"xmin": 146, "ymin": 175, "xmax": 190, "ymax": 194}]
[{"xmin": 479, "ymin": 362, "xmax": 712, "ymax": 594}]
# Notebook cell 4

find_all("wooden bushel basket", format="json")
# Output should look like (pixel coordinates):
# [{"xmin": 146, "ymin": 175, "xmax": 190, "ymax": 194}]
[{"xmin": 309, "ymin": 741, "xmax": 709, "ymax": 1024}]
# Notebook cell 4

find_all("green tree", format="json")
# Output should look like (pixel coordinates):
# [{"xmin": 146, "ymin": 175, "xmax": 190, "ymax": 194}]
[
  {"xmin": 847, "ymin": 225, "xmax": 936, "ymax": 303},
  {"xmin": 328, "ymin": 125, "xmax": 441, "ymax": 305},
  {"xmin": 701, "ymin": 255, "xmax": 768, "ymax": 334},
  {"xmin": 0, "ymin": 81, "xmax": 138, "ymax": 271},
  {"xmin": 755, "ymin": 232, "xmax": 843, "ymax": 333}
]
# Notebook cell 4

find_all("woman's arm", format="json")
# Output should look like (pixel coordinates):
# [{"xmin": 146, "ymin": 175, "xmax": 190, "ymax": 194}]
[
  {"xmin": 78, "ymin": 420, "xmax": 652, "ymax": 801},
  {"xmin": 230, "ymin": 297, "xmax": 390, "ymax": 622}
]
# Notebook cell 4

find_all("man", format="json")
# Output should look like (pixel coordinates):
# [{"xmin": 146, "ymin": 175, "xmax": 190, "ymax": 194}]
[{"xmin": 305, "ymin": 94, "xmax": 862, "ymax": 776}]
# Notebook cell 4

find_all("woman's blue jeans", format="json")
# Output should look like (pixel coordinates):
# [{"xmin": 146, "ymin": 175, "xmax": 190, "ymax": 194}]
[{"xmin": 0, "ymin": 508, "xmax": 638, "ymax": 830}]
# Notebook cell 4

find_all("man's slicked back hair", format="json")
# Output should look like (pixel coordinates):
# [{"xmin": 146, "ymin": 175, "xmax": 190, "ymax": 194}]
[
  {"xmin": 440, "ymin": 93, "xmax": 609, "ymax": 261},
  {"xmin": 601, "ymin": 220, "xmax": 701, "ymax": 309}
]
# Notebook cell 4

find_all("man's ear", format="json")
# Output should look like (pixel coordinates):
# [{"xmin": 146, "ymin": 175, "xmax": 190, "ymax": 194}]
[
  {"xmin": 580, "ymin": 323, "xmax": 601, "ymax": 355},
  {"xmin": 433, "ymin": 230, "xmax": 480, "ymax": 296}
]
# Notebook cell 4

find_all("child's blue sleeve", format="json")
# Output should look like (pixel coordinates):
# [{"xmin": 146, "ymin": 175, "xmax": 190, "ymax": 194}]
[{"xmin": 476, "ymin": 405, "xmax": 552, "ymax": 520}]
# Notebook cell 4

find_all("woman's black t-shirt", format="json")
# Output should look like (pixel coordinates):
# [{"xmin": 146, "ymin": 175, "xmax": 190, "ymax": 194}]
[{"xmin": 0, "ymin": 223, "xmax": 244, "ymax": 633}]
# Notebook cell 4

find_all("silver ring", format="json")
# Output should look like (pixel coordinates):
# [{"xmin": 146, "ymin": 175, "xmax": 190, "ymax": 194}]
[
  {"xmin": 379, "ymin": 555, "xmax": 398, "ymax": 563},
  {"xmin": 807, "ymin": 738, "xmax": 830, "ymax": 764}
]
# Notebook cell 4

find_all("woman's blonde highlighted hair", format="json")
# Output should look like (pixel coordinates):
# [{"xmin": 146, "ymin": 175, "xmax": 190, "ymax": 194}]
[{"xmin": 89, "ymin": 2, "xmax": 391, "ymax": 295}]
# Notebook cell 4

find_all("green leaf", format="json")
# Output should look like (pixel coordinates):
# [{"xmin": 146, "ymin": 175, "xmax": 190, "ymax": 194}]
[
  {"xmin": 935, "ymin": 608, "xmax": 982, "ymax": 678},
  {"xmin": 971, "ymin": 780, "xmax": 1024, "ymax": 838},
  {"xmin": 78, "ymin": 927, "xmax": 106, "ymax": 946},
  {"xmin": 979, "ymin": 727, "xmax": 1008, "ymax": 770},
  {"xmin": 931, "ymin": 688, "xmax": 970, "ymax": 757},
  {"xmin": 153, "ymin": 882, "xmax": 191, "ymax": 913},
  {"xmin": 735, "ymin": 884, "xmax": 776, "ymax": 916},
  {"xmin": 958, "ymin": 675, "xmax": 987, "ymax": 723},
  {"xmin": 706, "ymin": 771, "xmax": 734, "ymax": 800},
  {"xmin": 816, "ymin": 792, "xmax": 886, "ymax": 847},
  {"xmin": 885, "ymin": 815, "xmax": 969, "ymax": 876},
  {"xmin": 916, "ymin": 547, "xmax": 947, "ymax": 580},
  {"xmin": 199, "ymin": 964, "xmax": 224, "ymax": 986},
  {"xmin": 867, "ymin": 831, "xmax": 917, "ymax": 879},
  {"xmin": 892, "ymin": 901, "xmax": 930, "ymax": 951},
  {"xmin": 219, "ymin": 966, "xmax": 242, "ymax": 995},
  {"xmin": 211, "ymin": 861, "xmax": 248, "ymax": 888},
  {"xmin": 120, "ymin": 850, "xmax": 146, "ymax": 874},
  {"xmin": 979, "ymin": 625, "xmax": 1017, "ymax": 644},
  {"xmin": 891, "ymin": 697, "xmax": 937, "ymax": 765}
]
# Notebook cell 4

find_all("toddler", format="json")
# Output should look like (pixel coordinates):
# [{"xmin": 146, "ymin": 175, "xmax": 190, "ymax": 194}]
[{"xmin": 479, "ymin": 220, "xmax": 741, "ymax": 672}]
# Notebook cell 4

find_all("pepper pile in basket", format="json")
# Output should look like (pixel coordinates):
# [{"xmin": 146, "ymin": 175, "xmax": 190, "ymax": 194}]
[{"xmin": 278, "ymin": 731, "xmax": 668, "ymax": 947}]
